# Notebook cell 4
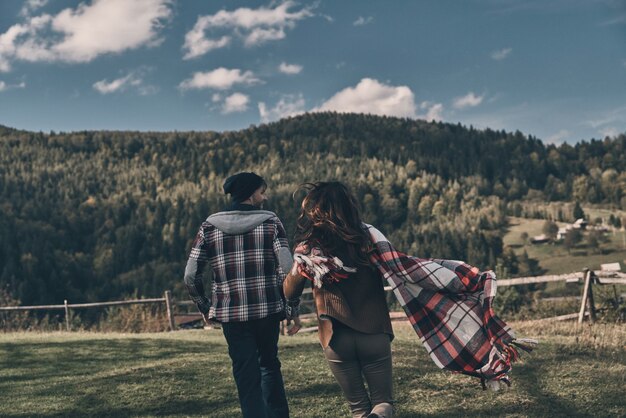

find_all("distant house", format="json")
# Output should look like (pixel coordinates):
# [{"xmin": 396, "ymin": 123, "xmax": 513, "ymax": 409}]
[
  {"xmin": 572, "ymin": 218, "xmax": 587, "ymax": 230},
  {"xmin": 591, "ymin": 225, "xmax": 610, "ymax": 233},
  {"xmin": 530, "ymin": 234, "xmax": 550, "ymax": 244},
  {"xmin": 600, "ymin": 262, "xmax": 621, "ymax": 272},
  {"xmin": 557, "ymin": 227, "xmax": 569, "ymax": 241}
]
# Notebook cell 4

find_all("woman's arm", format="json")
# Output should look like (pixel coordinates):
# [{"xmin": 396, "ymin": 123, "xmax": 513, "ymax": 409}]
[
  {"xmin": 283, "ymin": 269, "xmax": 308, "ymax": 300},
  {"xmin": 283, "ymin": 270, "xmax": 307, "ymax": 335}
]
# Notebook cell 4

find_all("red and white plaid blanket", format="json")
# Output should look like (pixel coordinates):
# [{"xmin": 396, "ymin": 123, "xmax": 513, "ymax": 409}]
[{"xmin": 292, "ymin": 224, "xmax": 537, "ymax": 389}]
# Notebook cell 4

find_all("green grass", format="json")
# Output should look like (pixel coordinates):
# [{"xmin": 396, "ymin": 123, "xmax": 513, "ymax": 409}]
[
  {"xmin": 583, "ymin": 207, "xmax": 626, "ymax": 225},
  {"xmin": 504, "ymin": 217, "xmax": 626, "ymax": 275},
  {"xmin": 1, "ymin": 322, "xmax": 624, "ymax": 417}
]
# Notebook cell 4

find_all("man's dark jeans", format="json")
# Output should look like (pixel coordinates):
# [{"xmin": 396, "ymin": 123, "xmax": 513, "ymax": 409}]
[{"xmin": 221, "ymin": 313, "xmax": 289, "ymax": 418}]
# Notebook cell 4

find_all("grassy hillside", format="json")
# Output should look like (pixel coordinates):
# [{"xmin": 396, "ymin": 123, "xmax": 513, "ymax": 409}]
[
  {"xmin": 1, "ymin": 113, "xmax": 624, "ymax": 308},
  {"xmin": 1, "ymin": 321, "xmax": 624, "ymax": 417},
  {"xmin": 504, "ymin": 216, "xmax": 626, "ymax": 275}
]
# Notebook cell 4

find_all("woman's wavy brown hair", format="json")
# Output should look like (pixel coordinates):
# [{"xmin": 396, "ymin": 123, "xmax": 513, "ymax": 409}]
[{"xmin": 294, "ymin": 182, "xmax": 372, "ymax": 266}]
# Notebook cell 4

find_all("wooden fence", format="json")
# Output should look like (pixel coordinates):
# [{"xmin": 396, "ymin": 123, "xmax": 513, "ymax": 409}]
[
  {"xmin": 0, "ymin": 291, "xmax": 177, "ymax": 331},
  {"xmin": 499, "ymin": 267, "xmax": 626, "ymax": 323},
  {"xmin": 1, "ymin": 268, "xmax": 624, "ymax": 332},
  {"xmin": 285, "ymin": 267, "xmax": 626, "ymax": 333}
]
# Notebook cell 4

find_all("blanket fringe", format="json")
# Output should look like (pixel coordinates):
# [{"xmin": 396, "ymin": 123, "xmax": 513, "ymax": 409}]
[
  {"xmin": 481, "ymin": 376, "xmax": 512, "ymax": 391},
  {"xmin": 511, "ymin": 338, "xmax": 539, "ymax": 353}
]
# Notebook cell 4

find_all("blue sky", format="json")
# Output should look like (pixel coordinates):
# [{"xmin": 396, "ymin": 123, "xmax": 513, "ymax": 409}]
[{"xmin": 0, "ymin": 0, "xmax": 624, "ymax": 144}]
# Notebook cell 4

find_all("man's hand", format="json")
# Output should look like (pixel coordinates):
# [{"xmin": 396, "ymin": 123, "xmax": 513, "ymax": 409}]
[
  {"xmin": 201, "ymin": 312, "xmax": 220, "ymax": 328},
  {"xmin": 286, "ymin": 316, "xmax": 302, "ymax": 336}
]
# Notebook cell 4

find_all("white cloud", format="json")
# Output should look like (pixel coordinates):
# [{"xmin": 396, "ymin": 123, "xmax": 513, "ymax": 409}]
[
  {"xmin": 20, "ymin": 0, "xmax": 49, "ymax": 17},
  {"xmin": 587, "ymin": 105, "xmax": 626, "ymax": 128},
  {"xmin": 600, "ymin": 127, "xmax": 620, "ymax": 138},
  {"xmin": 0, "ymin": 0, "xmax": 172, "ymax": 72},
  {"xmin": 93, "ymin": 69, "xmax": 156, "ymax": 95},
  {"xmin": 0, "ymin": 16, "xmax": 51, "ymax": 71},
  {"xmin": 222, "ymin": 92, "xmax": 249, "ymax": 114},
  {"xmin": 182, "ymin": 33, "xmax": 230, "ymax": 60},
  {"xmin": 420, "ymin": 101, "xmax": 444, "ymax": 121},
  {"xmin": 314, "ymin": 78, "xmax": 417, "ymax": 118},
  {"xmin": 491, "ymin": 47, "xmax": 512, "ymax": 60},
  {"xmin": 353, "ymin": 16, "xmax": 374, "ymax": 26},
  {"xmin": 259, "ymin": 94, "xmax": 306, "ymax": 122},
  {"xmin": 179, "ymin": 68, "xmax": 261, "ymax": 91},
  {"xmin": 546, "ymin": 129, "xmax": 570, "ymax": 145},
  {"xmin": 245, "ymin": 27, "xmax": 288, "ymax": 46},
  {"xmin": 137, "ymin": 85, "xmax": 158, "ymax": 96},
  {"xmin": 212, "ymin": 93, "xmax": 222, "ymax": 102},
  {"xmin": 453, "ymin": 92, "xmax": 484, "ymax": 109},
  {"xmin": 278, "ymin": 62, "xmax": 302, "ymax": 74},
  {"xmin": 93, "ymin": 73, "xmax": 138, "ymax": 94},
  {"xmin": 182, "ymin": 1, "xmax": 314, "ymax": 59},
  {"xmin": 0, "ymin": 80, "xmax": 26, "ymax": 92}
]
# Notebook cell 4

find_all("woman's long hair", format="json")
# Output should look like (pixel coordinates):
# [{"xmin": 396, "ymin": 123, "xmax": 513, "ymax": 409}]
[{"xmin": 294, "ymin": 182, "xmax": 372, "ymax": 266}]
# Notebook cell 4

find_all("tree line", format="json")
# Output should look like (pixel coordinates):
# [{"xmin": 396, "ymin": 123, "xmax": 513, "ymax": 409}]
[{"xmin": 0, "ymin": 112, "xmax": 624, "ymax": 307}]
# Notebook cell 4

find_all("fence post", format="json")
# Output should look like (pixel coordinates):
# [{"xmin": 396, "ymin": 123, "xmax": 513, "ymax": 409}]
[
  {"xmin": 578, "ymin": 269, "xmax": 597, "ymax": 323},
  {"xmin": 64, "ymin": 299, "xmax": 71, "ymax": 331},
  {"xmin": 587, "ymin": 272, "xmax": 597, "ymax": 323},
  {"xmin": 164, "ymin": 291, "xmax": 176, "ymax": 331}
]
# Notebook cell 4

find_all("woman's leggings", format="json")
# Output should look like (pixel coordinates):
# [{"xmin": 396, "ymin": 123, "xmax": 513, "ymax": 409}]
[{"xmin": 323, "ymin": 327, "xmax": 393, "ymax": 418}]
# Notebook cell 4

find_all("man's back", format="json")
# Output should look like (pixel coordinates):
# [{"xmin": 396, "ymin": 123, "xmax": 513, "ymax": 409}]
[
  {"xmin": 189, "ymin": 209, "xmax": 291, "ymax": 322},
  {"xmin": 183, "ymin": 172, "xmax": 292, "ymax": 418}
]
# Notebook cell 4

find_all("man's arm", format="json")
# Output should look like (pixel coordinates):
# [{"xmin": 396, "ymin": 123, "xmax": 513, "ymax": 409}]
[
  {"xmin": 184, "ymin": 226, "xmax": 212, "ymax": 316},
  {"xmin": 282, "ymin": 269, "xmax": 306, "ymax": 335},
  {"xmin": 272, "ymin": 218, "xmax": 293, "ymax": 278},
  {"xmin": 272, "ymin": 218, "xmax": 301, "ymax": 332}
]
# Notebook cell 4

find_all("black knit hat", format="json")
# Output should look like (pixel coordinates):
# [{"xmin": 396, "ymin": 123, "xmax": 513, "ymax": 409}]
[{"xmin": 223, "ymin": 172, "xmax": 265, "ymax": 202}]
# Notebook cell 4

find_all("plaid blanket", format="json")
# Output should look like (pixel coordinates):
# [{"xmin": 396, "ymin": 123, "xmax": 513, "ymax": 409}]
[{"xmin": 292, "ymin": 224, "xmax": 537, "ymax": 389}]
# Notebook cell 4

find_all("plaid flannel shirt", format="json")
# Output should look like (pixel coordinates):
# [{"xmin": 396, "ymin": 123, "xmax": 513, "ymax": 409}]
[{"xmin": 184, "ymin": 210, "xmax": 291, "ymax": 322}]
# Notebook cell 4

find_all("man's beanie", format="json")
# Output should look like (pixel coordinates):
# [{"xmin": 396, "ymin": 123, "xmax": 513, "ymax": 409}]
[{"xmin": 223, "ymin": 172, "xmax": 265, "ymax": 202}]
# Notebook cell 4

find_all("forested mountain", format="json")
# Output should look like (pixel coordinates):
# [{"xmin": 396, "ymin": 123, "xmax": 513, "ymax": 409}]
[{"xmin": 0, "ymin": 113, "xmax": 624, "ymax": 306}]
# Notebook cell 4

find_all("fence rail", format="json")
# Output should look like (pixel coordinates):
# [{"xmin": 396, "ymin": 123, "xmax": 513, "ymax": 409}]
[
  {"xmin": 0, "ymin": 298, "xmax": 166, "ymax": 311},
  {"xmin": 497, "ymin": 271, "xmax": 626, "ymax": 286},
  {"xmin": 1, "ymin": 268, "xmax": 624, "ymax": 331},
  {"xmin": 0, "ymin": 291, "xmax": 175, "ymax": 332}
]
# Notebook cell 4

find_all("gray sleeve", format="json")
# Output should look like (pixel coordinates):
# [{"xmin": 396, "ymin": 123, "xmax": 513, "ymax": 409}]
[
  {"xmin": 272, "ymin": 218, "xmax": 293, "ymax": 279},
  {"xmin": 277, "ymin": 246, "xmax": 293, "ymax": 278},
  {"xmin": 184, "ymin": 228, "xmax": 213, "ymax": 315},
  {"xmin": 183, "ymin": 258, "xmax": 212, "ymax": 315}
]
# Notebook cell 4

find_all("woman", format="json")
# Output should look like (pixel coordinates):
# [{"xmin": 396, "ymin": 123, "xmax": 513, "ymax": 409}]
[{"xmin": 284, "ymin": 182, "xmax": 394, "ymax": 418}]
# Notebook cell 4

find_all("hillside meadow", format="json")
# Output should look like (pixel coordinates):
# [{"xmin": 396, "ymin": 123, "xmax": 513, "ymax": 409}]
[
  {"xmin": 0, "ymin": 321, "xmax": 624, "ymax": 418},
  {"xmin": 503, "ymin": 216, "xmax": 626, "ymax": 275}
]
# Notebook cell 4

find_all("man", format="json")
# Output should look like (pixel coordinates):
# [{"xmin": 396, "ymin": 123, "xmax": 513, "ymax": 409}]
[{"xmin": 184, "ymin": 172, "xmax": 299, "ymax": 418}]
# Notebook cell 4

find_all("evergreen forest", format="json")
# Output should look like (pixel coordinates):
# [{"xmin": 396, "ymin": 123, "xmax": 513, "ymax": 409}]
[{"xmin": 1, "ymin": 112, "xmax": 624, "ymax": 307}]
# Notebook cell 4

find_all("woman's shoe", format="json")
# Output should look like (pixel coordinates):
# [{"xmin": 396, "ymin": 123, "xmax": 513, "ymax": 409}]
[{"xmin": 367, "ymin": 402, "xmax": 393, "ymax": 418}]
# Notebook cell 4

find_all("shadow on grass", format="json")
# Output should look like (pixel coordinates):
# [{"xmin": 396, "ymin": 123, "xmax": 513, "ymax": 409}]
[
  {"xmin": 1, "ymin": 335, "xmax": 343, "ymax": 417},
  {"xmin": 389, "ymin": 339, "xmax": 625, "ymax": 418},
  {"xmin": 0, "ymin": 399, "xmax": 238, "ymax": 418},
  {"xmin": 2, "ymin": 335, "xmax": 624, "ymax": 417},
  {"xmin": 0, "ymin": 337, "xmax": 235, "ymax": 417},
  {"xmin": 0, "ymin": 338, "xmax": 221, "ymax": 383}
]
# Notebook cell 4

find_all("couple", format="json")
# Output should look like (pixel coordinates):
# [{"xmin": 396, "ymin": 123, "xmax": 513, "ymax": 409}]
[
  {"xmin": 183, "ymin": 172, "xmax": 394, "ymax": 418},
  {"xmin": 183, "ymin": 172, "xmax": 535, "ymax": 418}
]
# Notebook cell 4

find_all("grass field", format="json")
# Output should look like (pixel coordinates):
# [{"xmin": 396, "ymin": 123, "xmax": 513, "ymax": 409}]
[
  {"xmin": 1, "ymin": 321, "xmax": 624, "ymax": 418},
  {"xmin": 503, "ymin": 217, "xmax": 626, "ymax": 275}
]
